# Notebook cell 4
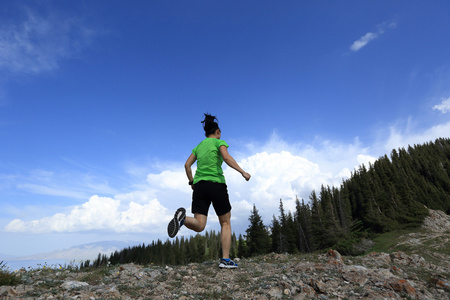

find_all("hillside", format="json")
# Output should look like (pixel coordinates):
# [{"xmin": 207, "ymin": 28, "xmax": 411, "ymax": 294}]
[{"xmin": 1, "ymin": 209, "xmax": 449, "ymax": 299}]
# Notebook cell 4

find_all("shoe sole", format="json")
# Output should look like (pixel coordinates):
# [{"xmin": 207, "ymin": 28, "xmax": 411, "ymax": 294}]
[
  {"xmin": 219, "ymin": 262, "xmax": 238, "ymax": 269},
  {"xmin": 175, "ymin": 207, "xmax": 186, "ymax": 223},
  {"xmin": 167, "ymin": 208, "xmax": 186, "ymax": 238},
  {"xmin": 219, "ymin": 265, "xmax": 238, "ymax": 269},
  {"xmin": 167, "ymin": 217, "xmax": 179, "ymax": 238}
]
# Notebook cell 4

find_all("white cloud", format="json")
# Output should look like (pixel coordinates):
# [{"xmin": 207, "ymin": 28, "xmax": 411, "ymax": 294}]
[
  {"xmin": 5, "ymin": 116, "xmax": 449, "ymax": 235},
  {"xmin": 17, "ymin": 183, "xmax": 88, "ymax": 199},
  {"xmin": 351, "ymin": 32, "xmax": 378, "ymax": 52},
  {"xmin": 382, "ymin": 121, "xmax": 450, "ymax": 154},
  {"xmin": 350, "ymin": 21, "xmax": 396, "ymax": 52},
  {"xmin": 433, "ymin": 97, "xmax": 450, "ymax": 114},
  {"xmin": 357, "ymin": 154, "xmax": 377, "ymax": 167},
  {"xmin": 223, "ymin": 142, "xmax": 372, "ymax": 223},
  {"xmin": 5, "ymin": 195, "xmax": 169, "ymax": 233},
  {"xmin": 13, "ymin": 169, "xmax": 119, "ymax": 200},
  {"xmin": 147, "ymin": 170, "xmax": 191, "ymax": 194},
  {"xmin": 0, "ymin": 8, "xmax": 97, "ymax": 75},
  {"xmin": 4, "ymin": 141, "xmax": 364, "ymax": 234}
]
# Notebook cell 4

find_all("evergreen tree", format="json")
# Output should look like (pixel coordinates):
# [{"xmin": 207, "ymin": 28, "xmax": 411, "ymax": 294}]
[
  {"xmin": 237, "ymin": 234, "xmax": 248, "ymax": 258},
  {"xmin": 276, "ymin": 199, "xmax": 289, "ymax": 253},
  {"xmin": 310, "ymin": 190, "xmax": 325, "ymax": 250},
  {"xmin": 284, "ymin": 211, "xmax": 298, "ymax": 253},
  {"xmin": 270, "ymin": 215, "xmax": 283, "ymax": 253},
  {"xmin": 319, "ymin": 185, "xmax": 343, "ymax": 247},
  {"xmin": 294, "ymin": 197, "xmax": 311, "ymax": 253},
  {"xmin": 246, "ymin": 204, "xmax": 270, "ymax": 256}
]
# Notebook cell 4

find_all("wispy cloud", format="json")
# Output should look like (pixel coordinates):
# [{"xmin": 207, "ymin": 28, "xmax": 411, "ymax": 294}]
[
  {"xmin": 383, "ymin": 120, "xmax": 450, "ymax": 153},
  {"xmin": 1, "ymin": 168, "xmax": 119, "ymax": 201},
  {"xmin": 0, "ymin": 8, "xmax": 97, "ymax": 75},
  {"xmin": 433, "ymin": 97, "xmax": 450, "ymax": 114},
  {"xmin": 350, "ymin": 21, "xmax": 397, "ymax": 52}
]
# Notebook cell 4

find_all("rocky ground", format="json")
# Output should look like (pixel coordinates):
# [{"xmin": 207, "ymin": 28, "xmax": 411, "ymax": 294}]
[{"xmin": 1, "ymin": 209, "xmax": 449, "ymax": 299}]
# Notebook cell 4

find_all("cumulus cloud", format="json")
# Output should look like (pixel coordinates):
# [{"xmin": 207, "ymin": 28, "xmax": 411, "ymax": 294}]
[
  {"xmin": 5, "ymin": 117, "xmax": 449, "ymax": 235},
  {"xmin": 350, "ymin": 21, "xmax": 396, "ymax": 52},
  {"xmin": 147, "ymin": 170, "xmax": 191, "ymax": 194},
  {"xmin": 5, "ymin": 142, "xmax": 358, "ymax": 233},
  {"xmin": 433, "ymin": 97, "xmax": 450, "ymax": 113},
  {"xmin": 231, "ymin": 152, "xmax": 325, "ymax": 209},
  {"xmin": 0, "ymin": 8, "xmax": 97, "ymax": 74},
  {"xmin": 5, "ymin": 195, "xmax": 169, "ymax": 233}
]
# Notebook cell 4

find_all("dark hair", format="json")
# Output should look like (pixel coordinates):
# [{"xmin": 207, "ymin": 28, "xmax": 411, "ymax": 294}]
[{"xmin": 201, "ymin": 113, "xmax": 219, "ymax": 136}]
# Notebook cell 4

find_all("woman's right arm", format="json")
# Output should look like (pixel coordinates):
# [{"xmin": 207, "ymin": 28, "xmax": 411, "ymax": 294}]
[{"xmin": 185, "ymin": 153, "xmax": 197, "ymax": 187}]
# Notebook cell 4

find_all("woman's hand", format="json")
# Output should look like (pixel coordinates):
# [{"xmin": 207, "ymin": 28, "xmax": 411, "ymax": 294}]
[{"xmin": 242, "ymin": 172, "xmax": 251, "ymax": 181}]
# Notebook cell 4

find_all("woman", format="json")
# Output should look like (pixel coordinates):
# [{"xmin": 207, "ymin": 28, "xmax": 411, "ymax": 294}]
[{"xmin": 167, "ymin": 113, "xmax": 251, "ymax": 269}]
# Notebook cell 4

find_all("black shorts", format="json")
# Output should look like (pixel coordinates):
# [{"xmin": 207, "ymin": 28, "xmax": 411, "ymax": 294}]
[{"xmin": 192, "ymin": 181, "xmax": 231, "ymax": 217}]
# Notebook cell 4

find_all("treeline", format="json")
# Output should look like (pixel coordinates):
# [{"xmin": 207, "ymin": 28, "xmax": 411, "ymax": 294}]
[
  {"xmin": 84, "ymin": 230, "xmax": 239, "ymax": 267},
  {"xmin": 245, "ymin": 138, "xmax": 450, "ymax": 256},
  {"xmin": 87, "ymin": 138, "xmax": 450, "ymax": 267}
]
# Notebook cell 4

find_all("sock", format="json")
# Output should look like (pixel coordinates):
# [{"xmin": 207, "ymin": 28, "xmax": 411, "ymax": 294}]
[
  {"xmin": 223, "ymin": 258, "xmax": 230, "ymax": 262},
  {"xmin": 180, "ymin": 218, "xmax": 185, "ymax": 227}
]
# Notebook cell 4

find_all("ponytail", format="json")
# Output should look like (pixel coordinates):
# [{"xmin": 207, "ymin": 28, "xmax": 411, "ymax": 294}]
[{"xmin": 201, "ymin": 113, "xmax": 219, "ymax": 136}]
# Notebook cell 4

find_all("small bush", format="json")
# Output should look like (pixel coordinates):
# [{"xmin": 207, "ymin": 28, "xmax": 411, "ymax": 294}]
[
  {"xmin": 0, "ymin": 261, "xmax": 21, "ymax": 286},
  {"xmin": 334, "ymin": 238, "xmax": 374, "ymax": 256}
]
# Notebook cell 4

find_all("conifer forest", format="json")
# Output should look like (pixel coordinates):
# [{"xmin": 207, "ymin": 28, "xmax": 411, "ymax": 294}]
[{"xmin": 88, "ymin": 138, "xmax": 450, "ymax": 267}]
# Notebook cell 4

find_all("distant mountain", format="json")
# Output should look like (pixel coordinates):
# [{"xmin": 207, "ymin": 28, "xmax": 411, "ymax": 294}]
[
  {"xmin": 0, "ymin": 253, "xmax": 18, "ymax": 260},
  {"xmin": 7, "ymin": 240, "xmax": 142, "ymax": 261}
]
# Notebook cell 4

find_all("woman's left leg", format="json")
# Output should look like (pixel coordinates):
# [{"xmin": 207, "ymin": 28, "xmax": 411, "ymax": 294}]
[{"xmin": 184, "ymin": 213, "xmax": 207, "ymax": 232}]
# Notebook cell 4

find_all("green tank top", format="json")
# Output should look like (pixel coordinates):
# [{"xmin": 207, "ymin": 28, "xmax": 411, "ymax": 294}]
[{"xmin": 192, "ymin": 138, "xmax": 229, "ymax": 184}]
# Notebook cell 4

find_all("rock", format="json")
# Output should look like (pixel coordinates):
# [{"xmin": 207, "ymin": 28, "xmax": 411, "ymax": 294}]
[
  {"xmin": 390, "ymin": 251, "xmax": 427, "ymax": 267},
  {"xmin": 365, "ymin": 252, "xmax": 391, "ymax": 266},
  {"xmin": 325, "ymin": 249, "xmax": 344, "ymax": 266},
  {"xmin": 268, "ymin": 287, "xmax": 283, "ymax": 298},
  {"xmin": 61, "ymin": 280, "xmax": 89, "ymax": 289},
  {"xmin": 341, "ymin": 267, "xmax": 369, "ymax": 286},
  {"xmin": 308, "ymin": 278, "xmax": 327, "ymax": 293},
  {"xmin": 385, "ymin": 278, "xmax": 417, "ymax": 298},
  {"xmin": 422, "ymin": 209, "xmax": 450, "ymax": 232},
  {"xmin": 430, "ymin": 276, "xmax": 450, "ymax": 292}
]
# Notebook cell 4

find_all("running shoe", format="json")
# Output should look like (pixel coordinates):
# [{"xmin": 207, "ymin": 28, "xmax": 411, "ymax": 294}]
[
  {"xmin": 218, "ymin": 258, "xmax": 238, "ymax": 269},
  {"xmin": 167, "ymin": 207, "xmax": 186, "ymax": 238}
]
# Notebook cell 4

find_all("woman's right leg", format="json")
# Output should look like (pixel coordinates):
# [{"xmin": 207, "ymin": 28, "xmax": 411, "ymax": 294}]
[
  {"xmin": 218, "ymin": 211, "xmax": 231, "ymax": 259},
  {"xmin": 184, "ymin": 213, "xmax": 207, "ymax": 232}
]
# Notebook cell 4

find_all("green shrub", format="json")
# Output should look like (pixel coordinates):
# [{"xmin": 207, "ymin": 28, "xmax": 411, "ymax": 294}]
[{"xmin": 0, "ymin": 261, "xmax": 21, "ymax": 286}]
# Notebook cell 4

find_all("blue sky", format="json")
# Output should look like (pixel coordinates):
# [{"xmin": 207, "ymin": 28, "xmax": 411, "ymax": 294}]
[{"xmin": 1, "ymin": 1, "xmax": 450, "ymax": 257}]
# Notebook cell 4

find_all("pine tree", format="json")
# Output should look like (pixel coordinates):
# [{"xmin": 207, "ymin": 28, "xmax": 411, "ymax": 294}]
[
  {"xmin": 319, "ymin": 185, "xmax": 343, "ymax": 247},
  {"xmin": 294, "ymin": 197, "xmax": 311, "ymax": 253},
  {"xmin": 270, "ymin": 215, "xmax": 283, "ymax": 253},
  {"xmin": 285, "ymin": 211, "xmax": 298, "ymax": 253},
  {"xmin": 246, "ymin": 204, "xmax": 270, "ymax": 256},
  {"xmin": 276, "ymin": 199, "xmax": 289, "ymax": 253},
  {"xmin": 237, "ymin": 234, "xmax": 248, "ymax": 258}
]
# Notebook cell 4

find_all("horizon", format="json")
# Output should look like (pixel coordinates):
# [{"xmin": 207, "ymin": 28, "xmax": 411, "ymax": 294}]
[{"xmin": 1, "ymin": 1, "xmax": 450, "ymax": 257}]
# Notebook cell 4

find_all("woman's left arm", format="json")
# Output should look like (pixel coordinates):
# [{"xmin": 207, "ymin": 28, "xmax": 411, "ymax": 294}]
[{"xmin": 220, "ymin": 146, "xmax": 251, "ymax": 181}]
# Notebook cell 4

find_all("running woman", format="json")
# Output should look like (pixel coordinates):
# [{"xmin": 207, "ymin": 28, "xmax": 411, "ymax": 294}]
[{"xmin": 167, "ymin": 113, "xmax": 251, "ymax": 269}]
